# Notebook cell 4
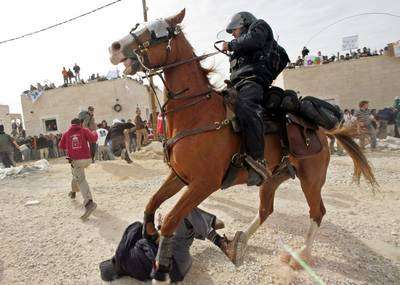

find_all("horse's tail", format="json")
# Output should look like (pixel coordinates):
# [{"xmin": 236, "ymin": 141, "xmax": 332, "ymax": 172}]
[{"xmin": 326, "ymin": 127, "xmax": 378, "ymax": 190}]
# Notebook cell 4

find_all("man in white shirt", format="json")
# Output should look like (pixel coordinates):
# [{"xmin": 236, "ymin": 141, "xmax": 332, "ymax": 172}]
[{"xmin": 96, "ymin": 127, "xmax": 115, "ymax": 160}]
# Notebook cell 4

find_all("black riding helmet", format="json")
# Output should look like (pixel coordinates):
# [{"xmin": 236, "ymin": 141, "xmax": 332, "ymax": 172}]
[{"xmin": 226, "ymin": 11, "xmax": 257, "ymax": 34}]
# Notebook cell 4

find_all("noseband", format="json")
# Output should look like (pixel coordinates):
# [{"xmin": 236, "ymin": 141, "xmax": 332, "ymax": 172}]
[{"xmin": 130, "ymin": 20, "xmax": 181, "ymax": 71}]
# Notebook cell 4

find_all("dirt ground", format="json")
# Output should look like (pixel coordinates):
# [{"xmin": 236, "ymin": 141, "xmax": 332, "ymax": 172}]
[{"xmin": 0, "ymin": 147, "xmax": 399, "ymax": 285}]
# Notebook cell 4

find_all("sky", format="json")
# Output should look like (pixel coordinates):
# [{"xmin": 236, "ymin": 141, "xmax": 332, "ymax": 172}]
[{"xmin": 0, "ymin": 0, "xmax": 399, "ymax": 113}]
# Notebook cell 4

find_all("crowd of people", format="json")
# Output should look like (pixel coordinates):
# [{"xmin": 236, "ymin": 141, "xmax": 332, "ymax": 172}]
[
  {"xmin": 21, "ymin": 64, "xmax": 127, "ymax": 97},
  {"xmin": 329, "ymin": 97, "xmax": 400, "ymax": 154},
  {"xmin": 287, "ymin": 46, "xmax": 386, "ymax": 69},
  {"xmin": 61, "ymin": 63, "xmax": 121, "ymax": 87},
  {"xmin": 0, "ymin": 105, "xmax": 154, "ymax": 168}
]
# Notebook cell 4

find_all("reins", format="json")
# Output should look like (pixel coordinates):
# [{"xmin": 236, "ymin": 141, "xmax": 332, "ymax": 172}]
[{"xmin": 130, "ymin": 23, "xmax": 229, "ymax": 164}]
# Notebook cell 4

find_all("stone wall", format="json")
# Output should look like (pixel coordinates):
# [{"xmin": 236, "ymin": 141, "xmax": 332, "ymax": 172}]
[
  {"xmin": 283, "ymin": 55, "xmax": 400, "ymax": 109},
  {"xmin": 0, "ymin": 105, "xmax": 22, "ymax": 134},
  {"xmin": 21, "ymin": 78, "xmax": 160, "ymax": 136}
]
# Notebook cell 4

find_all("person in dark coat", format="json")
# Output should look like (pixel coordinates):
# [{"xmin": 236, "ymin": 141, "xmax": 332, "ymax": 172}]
[
  {"xmin": 0, "ymin": 125, "xmax": 19, "ymax": 167},
  {"xmin": 36, "ymin": 134, "xmax": 49, "ymax": 159},
  {"xmin": 99, "ymin": 208, "xmax": 242, "ymax": 283},
  {"xmin": 104, "ymin": 119, "xmax": 135, "ymax": 163},
  {"xmin": 222, "ymin": 11, "xmax": 279, "ymax": 186},
  {"xmin": 302, "ymin": 46, "xmax": 310, "ymax": 58}
]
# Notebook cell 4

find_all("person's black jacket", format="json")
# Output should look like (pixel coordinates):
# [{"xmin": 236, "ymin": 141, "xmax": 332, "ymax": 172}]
[
  {"xmin": 105, "ymin": 123, "xmax": 135, "ymax": 145},
  {"xmin": 112, "ymin": 222, "xmax": 186, "ymax": 283},
  {"xmin": 302, "ymin": 47, "xmax": 310, "ymax": 58},
  {"xmin": 36, "ymin": 136, "xmax": 49, "ymax": 149},
  {"xmin": 228, "ymin": 19, "xmax": 274, "ymax": 85}
]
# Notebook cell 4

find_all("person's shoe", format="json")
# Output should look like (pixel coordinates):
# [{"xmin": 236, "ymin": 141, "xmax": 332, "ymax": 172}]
[
  {"xmin": 244, "ymin": 157, "xmax": 269, "ymax": 186},
  {"xmin": 213, "ymin": 218, "xmax": 225, "ymax": 230},
  {"xmin": 68, "ymin": 191, "xmax": 76, "ymax": 199},
  {"xmin": 123, "ymin": 149, "xmax": 133, "ymax": 164},
  {"xmin": 80, "ymin": 200, "xmax": 97, "ymax": 220},
  {"xmin": 220, "ymin": 231, "xmax": 247, "ymax": 266}
]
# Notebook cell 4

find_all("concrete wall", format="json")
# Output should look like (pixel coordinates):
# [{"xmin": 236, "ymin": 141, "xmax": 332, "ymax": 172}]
[
  {"xmin": 0, "ymin": 105, "xmax": 22, "ymax": 134},
  {"xmin": 283, "ymin": 55, "xmax": 400, "ymax": 109},
  {"xmin": 21, "ymin": 78, "xmax": 160, "ymax": 136}
]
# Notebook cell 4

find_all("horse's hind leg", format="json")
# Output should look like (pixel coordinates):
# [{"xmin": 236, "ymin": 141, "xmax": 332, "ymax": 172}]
[
  {"xmin": 284, "ymin": 162, "xmax": 327, "ymax": 270},
  {"xmin": 231, "ymin": 174, "xmax": 289, "ymax": 266},
  {"xmin": 240, "ymin": 135, "xmax": 289, "ymax": 244},
  {"xmin": 143, "ymin": 171, "xmax": 185, "ymax": 239}
]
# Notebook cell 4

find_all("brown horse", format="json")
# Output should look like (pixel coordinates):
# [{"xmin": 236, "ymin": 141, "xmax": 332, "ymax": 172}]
[{"xmin": 109, "ymin": 9, "xmax": 376, "ymax": 282}]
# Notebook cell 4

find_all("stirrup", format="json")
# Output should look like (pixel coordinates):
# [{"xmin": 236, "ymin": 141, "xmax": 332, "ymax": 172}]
[{"xmin": 244, "ymin": 156, "xmax": 271, "ymax": 181}]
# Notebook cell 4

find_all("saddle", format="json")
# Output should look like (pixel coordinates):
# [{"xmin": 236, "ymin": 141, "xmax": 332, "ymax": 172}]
[
  {"xmin": 221, "ymin": 82, "xmax": 322, "ymax": 160},
  {"xmin": 220, "ymin": 83, "xmax": 324, "ymax": 189}
]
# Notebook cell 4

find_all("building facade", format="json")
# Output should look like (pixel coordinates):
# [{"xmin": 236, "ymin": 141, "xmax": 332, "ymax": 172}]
[
  {"xmin": 281, "ymin": 55, "xmax": 400, "ymax": 109},
  {"xmin": 0, "ymin": 105, "xmax": 22, "ymax": 134},
  {"xmin": 21, "ymin": 78, "xmax": 160, "ymax": 136}
]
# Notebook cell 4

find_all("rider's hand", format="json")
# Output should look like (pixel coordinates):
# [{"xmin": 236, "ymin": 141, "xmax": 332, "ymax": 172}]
[{"xmin": 222, "ymin": 41, "xmax": 230, "ymax": 51}]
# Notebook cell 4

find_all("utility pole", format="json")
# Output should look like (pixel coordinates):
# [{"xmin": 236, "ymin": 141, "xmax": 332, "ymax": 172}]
[{"xmin": 141, "ymin": 0, "xmax": 158, "ymax": 139}]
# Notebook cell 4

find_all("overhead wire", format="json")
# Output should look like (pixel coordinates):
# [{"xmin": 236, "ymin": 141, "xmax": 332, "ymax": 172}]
[
  {"xmin": 0, "ymin": 0, "xmax": 123, "ymax": 45},
  {"xmin": 304, "ymin": 12, "xmax": 400, "ymax": 47}
]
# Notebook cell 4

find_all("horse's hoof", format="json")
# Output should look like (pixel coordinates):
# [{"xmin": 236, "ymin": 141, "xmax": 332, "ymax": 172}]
[
  {"xmin": 233, "ymin": 231, "xmax": 248, "ymax": 266},
  {"xmin": 221, "ymin": 231, "xmax": 248, "ymax": 266},
  {"xmin": 279, "ymin": 251, "xmax": 291, "ymax": 264}
]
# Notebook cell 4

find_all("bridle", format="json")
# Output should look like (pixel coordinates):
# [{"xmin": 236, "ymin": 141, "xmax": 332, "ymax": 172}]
[
  {"xmin": 128, "ymin": 19, "xmax": 218, "ymax": 102},
  {"xmin": 129, "ymin": 21, "xmax": 181, "ymax": 71},
  {"xmin": 126, "ymin": 19, "xmax": 230, "ymax": 167}
]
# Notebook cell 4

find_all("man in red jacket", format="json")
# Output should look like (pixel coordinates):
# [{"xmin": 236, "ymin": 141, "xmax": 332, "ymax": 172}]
[{"xmin": 59, "ymin": 117, "xmax": 98, "ymax": 219}]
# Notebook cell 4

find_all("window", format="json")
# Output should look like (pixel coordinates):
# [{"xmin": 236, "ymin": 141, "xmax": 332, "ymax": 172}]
[{"xmin": 43, "ymin": 119, "xmax": 58, "ymax": 132}]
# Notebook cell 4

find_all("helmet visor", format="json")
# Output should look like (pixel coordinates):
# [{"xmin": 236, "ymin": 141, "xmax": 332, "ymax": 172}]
[{"xmin": 225, "ymin": 14, "xmax": 244, "ymax": 33}]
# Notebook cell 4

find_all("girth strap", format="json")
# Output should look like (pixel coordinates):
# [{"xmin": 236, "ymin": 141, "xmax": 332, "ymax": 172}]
[{"xmin": 165, "ymin": 119, "xmax": 231, "ymax": 151}]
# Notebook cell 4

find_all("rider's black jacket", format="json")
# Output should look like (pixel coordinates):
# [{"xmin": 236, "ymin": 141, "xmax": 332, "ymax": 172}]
[{"xmin": 228, "ymin": 19, "xmax": 275, "ymax": 85}]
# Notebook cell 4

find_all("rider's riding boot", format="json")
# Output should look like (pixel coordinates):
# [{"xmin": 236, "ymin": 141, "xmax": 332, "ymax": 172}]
[{"xmin": 247, "ymin": 159, "xmax": 268, "ymax": 186}]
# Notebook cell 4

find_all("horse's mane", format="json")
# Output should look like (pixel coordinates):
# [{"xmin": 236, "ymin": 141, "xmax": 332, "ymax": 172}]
[{"xmin": 180, "ymin": 28, "xmax": 219, "ymax": 92}]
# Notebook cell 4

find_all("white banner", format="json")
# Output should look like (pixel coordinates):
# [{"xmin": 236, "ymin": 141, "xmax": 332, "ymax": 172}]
[
  {"xmin": 24, "ymin": 90, "xmax": 44, "ymax": 102},
  {"xmin": 342, "ymin": 35, "xmax": 359, "ymax": 51},
  {"xmin": 106, "ymin": 69, "xmax": 120, "ymax": 80}
]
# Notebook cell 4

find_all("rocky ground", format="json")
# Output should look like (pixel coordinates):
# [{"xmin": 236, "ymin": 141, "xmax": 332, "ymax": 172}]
[{"xmin": 0, "ymin": 145, "xmax": 399, "ymax": 285}]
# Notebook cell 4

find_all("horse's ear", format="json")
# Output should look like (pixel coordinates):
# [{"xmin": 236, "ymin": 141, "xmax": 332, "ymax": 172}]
[{"xmin": 166, "ymin": 8, "xmax": 186, "ymax": 26}]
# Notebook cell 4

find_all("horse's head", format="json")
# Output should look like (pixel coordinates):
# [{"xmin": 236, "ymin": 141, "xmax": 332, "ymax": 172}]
[{"xmin": 109, "ymin": 9, "xmax": 186, "ymax": 75}]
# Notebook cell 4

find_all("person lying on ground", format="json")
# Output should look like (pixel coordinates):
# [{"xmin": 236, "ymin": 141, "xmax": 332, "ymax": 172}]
[{"xmin": 99, "ymin": 207, "xmax": 242, "ymax": 283}]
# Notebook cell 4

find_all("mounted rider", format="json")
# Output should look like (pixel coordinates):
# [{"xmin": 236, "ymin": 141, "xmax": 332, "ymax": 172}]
[{"xmin": 222, "ymin": 11, "xmax": 288, "ymax": 186}]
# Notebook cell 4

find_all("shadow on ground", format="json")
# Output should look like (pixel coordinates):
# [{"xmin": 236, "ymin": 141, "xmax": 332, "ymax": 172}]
[{"xmin": 206, "ymin": 195, "xmax": 400, "ymax": 284}]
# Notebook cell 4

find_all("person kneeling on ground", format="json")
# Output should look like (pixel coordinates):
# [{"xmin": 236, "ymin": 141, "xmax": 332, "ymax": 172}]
[
  {"xmin": 100, "ymin": 208, "xmax": 242, "ymax": 283},
  {"xmin": 59, "ymin": 117, "xmax": 98, "ymax": 219}
]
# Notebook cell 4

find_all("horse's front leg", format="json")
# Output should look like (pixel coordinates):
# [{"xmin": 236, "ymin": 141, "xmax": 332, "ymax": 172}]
[
  {"xmin": 143, "ymin": 171, "xmax": 185, "ymax": 241},
  {"xmin": 152, "ymin": 180, "xmax": 217, "ymax": 283}
]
